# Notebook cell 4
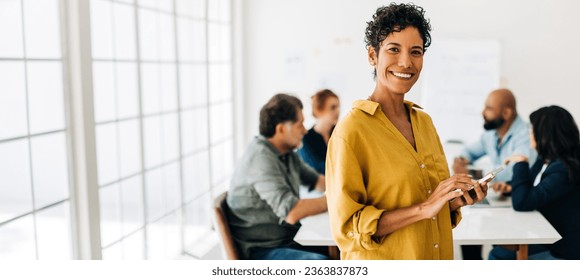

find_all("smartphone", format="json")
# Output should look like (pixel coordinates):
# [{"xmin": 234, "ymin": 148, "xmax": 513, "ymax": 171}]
[
  {"xmin": 466, "ymin": 167, "xmax": 504, "ymax": 199},
  {"xmin": 478, "ymin": 166, "xmax": 504, "ymax": 184}
]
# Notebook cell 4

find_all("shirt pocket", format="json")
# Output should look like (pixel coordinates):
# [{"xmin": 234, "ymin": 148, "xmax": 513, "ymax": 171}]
[{"xmin": 431, "ymin": 154, "xmax": 450, "ymax": 182}]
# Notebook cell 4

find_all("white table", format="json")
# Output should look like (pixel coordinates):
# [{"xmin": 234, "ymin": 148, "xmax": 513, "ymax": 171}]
[{"xmin": 295, "ymin": 195, "xmax": 561, "ymax": 259}]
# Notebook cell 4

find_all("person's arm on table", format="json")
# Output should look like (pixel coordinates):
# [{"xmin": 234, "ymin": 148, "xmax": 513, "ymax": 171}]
[
  {"xmin": 506, "ymin": 156, "xmax": 572, "ymax": 211},
  {"xmin": 285, "ymin": 196, "xmax": 327, "ymax": 225}
]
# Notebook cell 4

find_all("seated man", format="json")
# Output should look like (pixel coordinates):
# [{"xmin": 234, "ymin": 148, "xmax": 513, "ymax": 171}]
[
  {"xmin": 226, "ymin": 93, "xmax": 328, "ymax": 260},
  {"xmin": 453, "ymin": 88, "xmax": 537, "ymax": 259}
]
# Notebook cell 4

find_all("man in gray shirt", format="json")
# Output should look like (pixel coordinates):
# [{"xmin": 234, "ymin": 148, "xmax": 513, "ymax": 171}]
[{"xmin": 226, "ymin": 94, "xmax": 328, "ymax": 260}]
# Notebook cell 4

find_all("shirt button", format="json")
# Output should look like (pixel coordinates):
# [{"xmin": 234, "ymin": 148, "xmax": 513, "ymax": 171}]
[
  {"xmin": 348, "ymin": 231, "xmax": 354, "ymax": 238},
  {"xmin": 434, "ymin": 243, "xmax": 439, "ymax": 249},
  {"xmin": 420, "ymin": 163, "xmax": 426, "ymax": 169}
]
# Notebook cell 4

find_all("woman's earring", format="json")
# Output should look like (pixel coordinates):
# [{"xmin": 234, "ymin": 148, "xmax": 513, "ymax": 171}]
[{"xmin": 370, "ymin": 62, "xmax": 376, "ymax": 66}]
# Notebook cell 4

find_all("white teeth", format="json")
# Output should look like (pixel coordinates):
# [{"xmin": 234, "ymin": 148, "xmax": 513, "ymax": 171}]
[{"xmin": 392, "ymin": 72, "xmax": 412, "ymax": 78}]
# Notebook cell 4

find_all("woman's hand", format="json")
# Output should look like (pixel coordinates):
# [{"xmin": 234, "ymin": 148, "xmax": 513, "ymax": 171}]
[
  {"xmin": 504, "ymin": 155, "xmax": 528, "ymax": 165},
  {"xmin": 449, "ymin": 180, "xmax": 489, "ymax": 211},
  {"xmin": 491, "ymin": 181, "xmax": 512, "ymax": 194},
  {"xmin": 420, "ymin": 174, "xmax": 473, "ymax": 219}
]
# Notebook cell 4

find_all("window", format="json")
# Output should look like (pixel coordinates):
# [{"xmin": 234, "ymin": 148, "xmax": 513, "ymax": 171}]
[
  {"xmin": 0, "ymin": 0, "xmax": 235, "ymax": 260},
  {"xmin": 89, "ymin": 0, "xmax": 234, "ymax": 259},
  {"xmin": 0, "ymin": 0, "xmax": 72, "ymax": 260}
]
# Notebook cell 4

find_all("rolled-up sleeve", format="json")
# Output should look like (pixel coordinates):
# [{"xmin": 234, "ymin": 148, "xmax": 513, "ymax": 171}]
[
  {"xmin": 326, "ymin": 135, "xmax": 386, "ymax": 252},
  {"xmin": 252, "ymin": 156, "xmax": 299, "ymax": 223}
]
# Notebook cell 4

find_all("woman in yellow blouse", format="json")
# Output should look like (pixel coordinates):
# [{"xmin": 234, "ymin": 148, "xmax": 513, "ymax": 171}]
[{"xmin": 326, "ymin": 3, "xmax": 488, "ymax": 260}]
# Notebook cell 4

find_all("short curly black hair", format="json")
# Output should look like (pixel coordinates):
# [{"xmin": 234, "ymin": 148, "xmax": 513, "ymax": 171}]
[
  {"xmin": 365, "ymin": 3, "xmax": 432, "ymax": 76},
  {"xmin": 259, "ymin": 93, "xmax": 303, "ymax": 138}
]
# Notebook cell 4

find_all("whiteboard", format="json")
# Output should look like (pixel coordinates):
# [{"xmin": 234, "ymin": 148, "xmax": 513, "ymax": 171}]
[{"xmin": 421, "ymin": 39, "xmax": 501, "ymax": 145}]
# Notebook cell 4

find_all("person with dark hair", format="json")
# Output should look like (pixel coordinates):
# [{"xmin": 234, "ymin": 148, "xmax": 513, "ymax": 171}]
[
  {"xmin": 226, "ymin": 93, "xmax": 328, "ymax": 260},
  {"xmin": 488, "ymin": 106, "xmax": 580, "ymax": 260},
  {"xmin": 452, "ymin": 89, "xmax": 537, "ymax": 259},
  {"xmin": 297, "ymin": 89, "xmax": 340, "ymax": 175},
  {"xmin": 326, "ymin": 3, "xmax": 488, "ymax": 260}
]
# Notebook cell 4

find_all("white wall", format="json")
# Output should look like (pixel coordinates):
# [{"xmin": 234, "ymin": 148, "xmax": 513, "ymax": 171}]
[{"xmin": 239, "ymin": 0, "xmax": 580, "ymax": 149}]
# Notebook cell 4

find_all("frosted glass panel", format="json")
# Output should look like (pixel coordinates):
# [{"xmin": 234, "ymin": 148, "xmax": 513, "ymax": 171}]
[
  {"xmin": 116, "ymin": 62, "xmax": 139, "ymax": 119},
  {"xmin": 92, "ymin": 62, "xmax": 116, "ymax": 123},
  {"xmin": 140, "ymin": 63, "xmax": 160, "ymax": 115},
  {"xmin": 122, "ymin": 230, "xmax": 145, "ymax": 259},
  {"xmin": 157, "ymin": 0, "xmax": 173, "ymax": 12},
  {"xmin": 30, "ymin": 132, "xmax": 70, "ymax": 209},
  {"xmin": 146, "ymin": 211, "xmax": 180, "ymax": 259},
  {"xmin": 96, "ymin": 123, "xmax": 120, "ymax": 185},
  {"xmin": 184, "ymin": 194, "xmax": 212, "ymax": 248},
  {"xmin": 0, "ymin": 139, "xmax": 32, "ymax": 224},
  {"xmin": 35, "ymin": 202, "xmax": 72, "ymax": 259},
  {"xmin": 210, "ymin": 102, "xmax": 233, "ymax": 143},
  {"xmin": 145, "ymin": 168, "xmax": 163, "ymax": 222},
  {"xmin": 90, "ymin": 0, "xmax": 113, "ymax": 59},
  {"xmin": 100, "ymin": 184, "xmax": 122, "ymax": 247},
  {"xmin": 118, "ymin": 120, "xmax": 141, "ymax": 178},
  {"xmin": 177, "ymin": 19, "xmax": 206, "ymax": 62},
  {"xmin": 208, "ymin": 24, "xmax": 231, "ymax": 62},
  {"xmin": 160, "ymin": 64, "xmax": 177, "ymax": 112},
  {"xmin": 27, "ymin": 62, "xmax": 65, "ymax": 134},
  {"xmin": 23, "ymin": 0, "xmax": 61, "ymax": 58},
  {"xmin": 143, "ymin": 116, "xmax": 162, "ymax": 168},
  {"xmin": 159, "ymin": 13, "xmax": 176, "ymax": 61},
  {"xmin": 190, "ymin": 21, "xmax": 207, "ymax": 61},
  {"xmin": 138, "ymin": 0, "xmax": 156, "ymax": 9},
  {"xmin": 113, "ymin": 3, "xmax": 136, "ymax": 60},
  {"xmin": 162, "ymin": 113, "xmax": 179, "ymax": 162},
  {"xmin": 179, "ymin": 64, "xmax": 207, "ymax": 108},
  {"xmin": 102, "ymin": 241, "xmax": 123, "ymax": 260},
  {"xmin": 180, "ymin": 108, "xmax": 208, "ymax": 154},
  {"xmin": 138, "ymin": 9, "xmax": 158, "ymax": 61},
  {"xmin": 0, "ymin": 215, "xmax": 36, "ymax": 260},
  {"xmin": 176, "ymin": 0, "xmax": 206, "ymax": 18},
  {"xmin": 182, "ymin": 151, "xmax": 210, "ymax": 203},
  {"xmin": 209, "ymin": 64, "xmax": 232, "ymax": 104},
  {"xmin": 0, "ymin": 62, "xmax": 27, "ymax": 140},
  {"xmin": 0, "ymin": 0, "xmax": 23, "ymax": 57},
  {"xmin": 163, "ymin": 162, "xmax": 181, "ymax": 212},
  {"xmin": 180, "ymin": 110, "xmax": 195, "ymax": 155},
  {"xmin": 211, "ymin": 140, "xmax": 234, "ymax": 185},
  {"xmin": 120, "ymin": 176, "xmax": 143, "ymax": 235}
]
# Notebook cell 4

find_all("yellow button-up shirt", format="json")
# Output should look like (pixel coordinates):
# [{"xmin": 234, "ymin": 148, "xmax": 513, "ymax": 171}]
[{"xmin": 326, "ymin": 100, "xmax": 461, "ymax": 260}]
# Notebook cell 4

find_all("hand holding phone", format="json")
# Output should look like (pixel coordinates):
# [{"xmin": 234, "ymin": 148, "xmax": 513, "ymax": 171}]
[
  {"xmin": 478, "ymin": 166, "xmax": 504, "ymax": 184},
  {"xmin": 465, "ymin": 167, "xmax": 504, "ymax": 199}
]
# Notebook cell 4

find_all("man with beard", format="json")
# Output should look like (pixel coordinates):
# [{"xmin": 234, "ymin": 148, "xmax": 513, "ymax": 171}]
[{"xmin": 453, "ymin": 88, "xmax": 537, "ymax": 259}]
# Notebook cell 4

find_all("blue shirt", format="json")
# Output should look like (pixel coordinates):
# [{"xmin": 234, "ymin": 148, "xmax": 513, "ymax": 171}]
[
  {"xmin": 460, "ymin": 115, "xmax": 537, "ymax": 182},
  {"xmin": 297, "ymin": 127, "xmax": 331, "ymax": 175}
]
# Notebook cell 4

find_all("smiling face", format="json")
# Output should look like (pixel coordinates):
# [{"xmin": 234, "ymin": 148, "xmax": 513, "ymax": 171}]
[{"xmin": 368, "ymin": 26, "xmax": 424, "ymax": 96}]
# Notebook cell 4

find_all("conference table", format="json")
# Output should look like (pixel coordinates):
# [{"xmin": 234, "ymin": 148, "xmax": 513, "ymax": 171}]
[{"xmin": 294, "ymin": 192, "xmax": 561, "ymax": 260}]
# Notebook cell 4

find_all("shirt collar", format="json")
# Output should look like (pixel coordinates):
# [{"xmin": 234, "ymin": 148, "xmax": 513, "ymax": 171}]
[
  {"xmin": 255, "ymin": 135, "xmax": 290, "ymax": 158},
  {"xmin": 498, "ymin": 114, "xmax": 525, "ymax": 139},
  {"xmin": 352, "ymin": 99, "xmax": 423, "ymax": 115}
]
